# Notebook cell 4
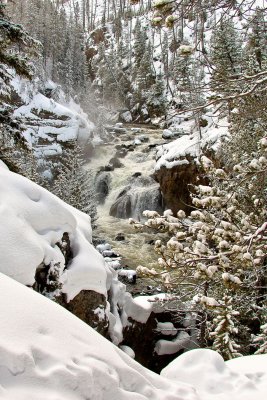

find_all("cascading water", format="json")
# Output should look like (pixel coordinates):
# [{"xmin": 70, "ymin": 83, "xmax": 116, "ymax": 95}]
[{"xmin": 87, "ymin": 124, "xmax": 167, "ymax": 270}]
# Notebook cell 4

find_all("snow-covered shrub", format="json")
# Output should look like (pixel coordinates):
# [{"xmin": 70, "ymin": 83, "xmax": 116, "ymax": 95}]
[{"xmin": 130, "ymin": 137, "xmax": 267, "ymax": 359}]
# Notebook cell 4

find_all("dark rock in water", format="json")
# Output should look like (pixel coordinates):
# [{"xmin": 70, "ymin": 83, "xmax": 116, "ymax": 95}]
[
  {"xmin": 115, "ymin": 149, "xmax": 128, "ymax": 158},
  {"xmin": 146, "ymin": 239, "xmax": 155, "ymax": 245},
  {"xmin": 110, "ymin": 192, "xmax": 132, "ymax": 219},
  {"xmin": 104, "ymin": 164, "xmax": 114, "ymax": 171},
  {"xmin": 115, "ymin": 232, "xmax": 125, "ymax": 241},
  {"xmin": 109, "ymin": 157, "xmax": 124, "ymax": 168},
  {"xmin": 132, "ymin": 172, "xmax": 142, "ymax": 178},
  {"xmin": 114, "ymin": 127, "xmax": 127, "ymax": 134},
  {"xmin": 92, "ymin": 237, "xmax": 107, "ymax": 246},
  {"xmin": 125, "ymin": 144, "xmax": 135, "ymax": 151},
  {"xmin": 95, "ymin": 171, "xmax": 111, "ymax": 203}
]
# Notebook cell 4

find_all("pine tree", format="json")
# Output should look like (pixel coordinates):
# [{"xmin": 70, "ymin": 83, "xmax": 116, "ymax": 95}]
[
  {"xmin": 210, "ymin": 18, "xmax": 242, "ymax": 97},
  {"xmin": 133, "ymin": 18, "xmax": 147, "ymax": 69},
  {"xmin": 52, "ymin": 143, "xmax": 97, "ymax": 223},
  {"xmin": 0, "ymin": 0, "xmax": 40, "ymax": 174}
]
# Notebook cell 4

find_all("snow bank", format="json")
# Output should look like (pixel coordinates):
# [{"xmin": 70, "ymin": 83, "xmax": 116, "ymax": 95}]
[
  {"xmin": 0, "ymin": 273, "xmax": 266, "ymax": 400},
  {"xmin": 0, "ymin": 165, "xmax": 110, "ymax": 300},
  {"xmin": 155, "ymin": 122, "xmax": 228, "ymax": 171},
  {"xmin": 161, "ymin": 348, "xmax": 267, "ymax": 400},
  {"xmin": 0, "ymin": 273, "xmax": 195, "ymax": 400}
]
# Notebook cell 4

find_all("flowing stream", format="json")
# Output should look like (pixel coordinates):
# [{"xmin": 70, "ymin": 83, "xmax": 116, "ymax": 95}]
[{"xmin": 87, "ymin": 124, "xmax": 167, "ymax": 270}]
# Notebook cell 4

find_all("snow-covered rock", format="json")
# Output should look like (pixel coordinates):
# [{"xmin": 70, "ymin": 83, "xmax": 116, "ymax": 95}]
[
  {"xmin": 154, "ymin": 121, "xmax": 229, "ymax": 213},
  {"xmin": 0, "ymin": 163, "xmax": 120, "ymax": 337},
  {"xmin": 120, "ymin": 110, "xmax": 133, "ymax": 123},
  {"xmin": 10, "ymin": 76, "xmax": 96, "ymax": 176},
  {"xmin": 0, "ymin": 164, "xmax": 108, "ymax": 297}
]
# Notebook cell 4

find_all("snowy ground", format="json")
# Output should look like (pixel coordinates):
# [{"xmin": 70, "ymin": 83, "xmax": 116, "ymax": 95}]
[{"xmin": 0, "ymin": 272, "xmax": 267, "ymax": 400}]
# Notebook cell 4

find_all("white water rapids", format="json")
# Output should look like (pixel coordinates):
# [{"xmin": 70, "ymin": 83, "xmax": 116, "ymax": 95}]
[{"xmin": 87, "ymin": 124, "xmax": 167, "ymax": 270}]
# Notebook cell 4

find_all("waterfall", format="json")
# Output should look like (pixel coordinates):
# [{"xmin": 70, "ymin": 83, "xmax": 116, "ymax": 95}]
[{"xmin": 87, "ymin": 124, "xmax": 166, "ymax": 269}]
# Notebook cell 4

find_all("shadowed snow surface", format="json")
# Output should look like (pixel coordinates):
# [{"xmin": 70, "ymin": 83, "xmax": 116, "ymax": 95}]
[{"xmin": 0, "ymin": 273, "xmax": 196, "ymax": 400}]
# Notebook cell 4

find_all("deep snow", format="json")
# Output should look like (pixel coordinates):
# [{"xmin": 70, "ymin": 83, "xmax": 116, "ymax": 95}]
[{"xmin": 0, "ymin": 273, "xmax": 267, "ymax": 400}]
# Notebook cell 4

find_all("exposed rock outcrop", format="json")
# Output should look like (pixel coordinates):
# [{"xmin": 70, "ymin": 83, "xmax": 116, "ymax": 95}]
[
  {"xmin": 122, "ymin": 309, "xmax": 194, "ymax": 373},
  {"xmin": 153, "ymin": 155, "xmax": 203, "ymax": 214},
  {"xmin": 63, "ymin": 290, "xmax": 109, "ymax": 338}
]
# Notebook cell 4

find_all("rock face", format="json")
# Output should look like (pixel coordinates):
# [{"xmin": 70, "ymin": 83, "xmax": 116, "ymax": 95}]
[
  {"xmin": 153, "ymin": 155, "xmax": 203, "ymax": 214},
  {"xmin": 122, "ymin": 309, "xmax": 193, "ymax": 373},
  {"xmin": 63, "ymin": 290, "xmax": 109, "ymax": 338},
  {"xmin": 10, "ymin": 77, "xmax": 94, "ymax": 178}
]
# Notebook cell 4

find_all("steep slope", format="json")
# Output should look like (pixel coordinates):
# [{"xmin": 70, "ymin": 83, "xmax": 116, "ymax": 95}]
[
  {"xmin": 0, "ymin": 161, "xmax": 116, "ymax": 338},
  {"xmin": 10, "ymin": 76, "xmax": 96, "ymax": 177},
  {"xmin": 0, "ymin": 273, "xmax": 194, "ymax": 400},
  {"xmin": 0, "ymin": 272, "xmax": 267, "ymax": 399}
]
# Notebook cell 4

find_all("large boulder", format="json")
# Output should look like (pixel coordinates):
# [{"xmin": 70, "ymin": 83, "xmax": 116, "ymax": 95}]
[
  {"xmin": 154, "ymin": 125, "xmax": 228, "ymax": 214},
  {"xmin": 154, "ymin": 155, "xmax": 203, "ymax": 214}
]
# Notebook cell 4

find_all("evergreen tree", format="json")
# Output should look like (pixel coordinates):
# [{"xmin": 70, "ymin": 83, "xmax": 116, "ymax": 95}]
[
  {"xmin": 210, "ymin": 18, "xmax": 242, "ymax": 96},
  {"xmin": 52, "ymin": 143, "xmax": 97, "ymax": 223},
  {"xmin": 0, "ymin": 0, "xmax": 40, "ymax": 174},
  {"xmin": 133, "ymin": 18, "xmax": 147, "ymax": 69}
]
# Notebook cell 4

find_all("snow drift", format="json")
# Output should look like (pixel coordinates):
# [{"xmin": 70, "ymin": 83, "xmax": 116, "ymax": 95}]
[
  {"xmin": 0, "ymin": 163, "xmax": 110, "ymax": 299},
  {"xmin": 0, "ymin": 273, "xmax": 267, "ymax": 400},
  {"xmin": 0, "ymin": 273, "xmax": 195, "ymax": 400}
]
